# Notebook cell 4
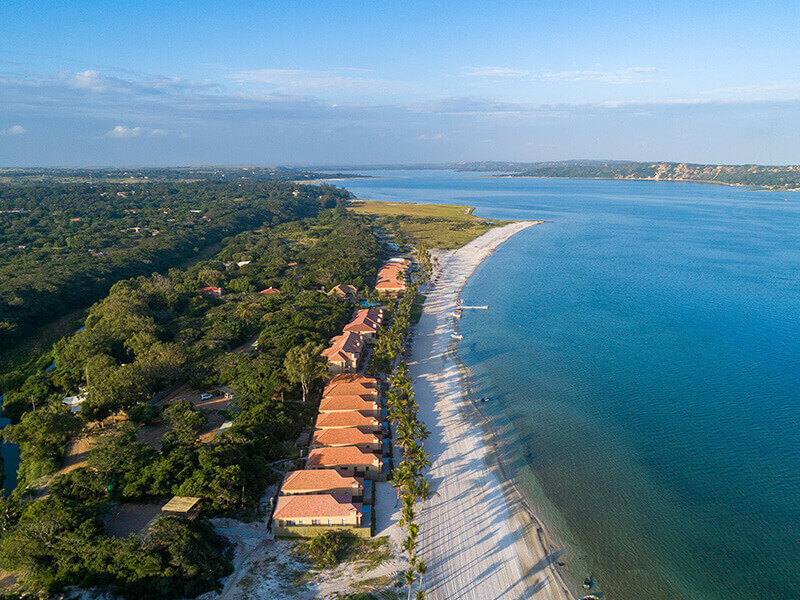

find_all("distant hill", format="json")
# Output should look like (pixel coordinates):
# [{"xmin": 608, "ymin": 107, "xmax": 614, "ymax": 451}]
[{"xmin": 454, "ymin": 160, "xmax": 800, "ymax": 190}]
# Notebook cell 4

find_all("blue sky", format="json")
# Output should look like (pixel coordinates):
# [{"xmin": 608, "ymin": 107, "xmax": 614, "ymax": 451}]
[{"xmin": 2, "ymin": 0, "xmax": 800, "ymax": 166}]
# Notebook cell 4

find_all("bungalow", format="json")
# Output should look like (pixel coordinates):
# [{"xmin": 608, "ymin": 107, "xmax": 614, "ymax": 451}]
[
  {"xmin": 315, "ymin": 410, "xmax": 382, "ymax": 432},
  {"xmin": 343, "ymin": 308, "xmax": 385, "ymax": 341},
  {"xmin": 328, "ymin": 284, "xmax": 359, "ymax": 301},
  {"xmin": 280, "ymin": 469, "xmax": 366, "ymax": 500},
  {"xmin": 259, "ymin": 287, "xmax": 280, "ymax": 296},
  {"xmin": 198, "ymin": 286, "xmax": 223, "ymax": 298},
  {"xmin": 321, "ymin": 331, "xmax": 364, "ymax": 374},
  {"xmin": 319, "ymin": 395, "xmax": 380, "ymax": 417},
  {"xmin": 311, "ymin": 427, "xmax": 383, "ymax": 452},
  {"xmin": 272, "ymin": 494, "xmax": 370, "ymax": 538},
  {"xmin": 306, "ymin": 446, "xmax": 385, "ymax": 480},
  {"xmin": 323, "ymin": 374, "xmax": 380, "ymax": 399}
]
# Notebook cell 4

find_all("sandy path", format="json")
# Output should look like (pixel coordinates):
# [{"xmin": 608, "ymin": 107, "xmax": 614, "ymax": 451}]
[{"xmin": 402, "ymin": 222, "xmax": 573, "ymax": 600}]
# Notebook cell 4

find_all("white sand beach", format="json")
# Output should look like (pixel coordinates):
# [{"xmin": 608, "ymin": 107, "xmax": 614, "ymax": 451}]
[{"xmin": 376, "ymin": 222, "xmax": 574, "ymax": 600}]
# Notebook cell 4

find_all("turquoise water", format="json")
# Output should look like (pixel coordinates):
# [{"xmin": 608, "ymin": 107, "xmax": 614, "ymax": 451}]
[{"xmin": 338, "ymin": 171, "xmax": 800, "ymax": 600}]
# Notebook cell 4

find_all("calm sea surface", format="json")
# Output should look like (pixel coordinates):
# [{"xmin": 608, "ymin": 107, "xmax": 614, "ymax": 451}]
[{"xmin": 337, "ymin": 170, "xmax": 800, "ymax": 600}]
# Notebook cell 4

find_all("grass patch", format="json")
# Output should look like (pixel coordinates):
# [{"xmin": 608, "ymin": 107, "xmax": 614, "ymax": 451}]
[
  {"xmin": 410, "ymin": 294, "xmax": 426, "ymax": 324},
  {"xmin": 300, "ymin": 531, "xmax": 393, "ymax": 572},
  {"xmin": 349, "ymin": 199, "xmax": 509, "ymax": 249}
]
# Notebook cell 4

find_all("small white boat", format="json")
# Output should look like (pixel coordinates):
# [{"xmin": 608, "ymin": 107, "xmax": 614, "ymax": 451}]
[
  {"xmin": 451, "ymin": 333, "xmax": 463, "ymax": 340},
  {"xmin": 449, "ymin": 311, "xmax": 461, "ymax": 318}
]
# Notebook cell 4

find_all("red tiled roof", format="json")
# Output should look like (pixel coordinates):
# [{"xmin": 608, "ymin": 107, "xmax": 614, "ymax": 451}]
[
  {"xmin": 259, "ymin": 287, "xmax": 280, "ymax": 295},
  {"xmin": 281, "ymin": 469, "xmax": 362, "ymax": 494},
  {"xmin": 315, "ymin": 411, "xmax": 381, "ymax": 429},
  {"xmin": 323, "ymin": 375, "xmax": 379, "ymax": 397},
  {"xmin": 375, "ymin": 262, "xmax": 408, "ymax": 291},
  {"xmin": 319, "ymin": 395, "xmax": 379, "ymax": 412},
  {"xmin": 273, "ymin": 494, "xmax": 362, "ymax": 519},
  {"xmin": 321, "ymin": 332, "xmax": 363, "ymax": 364},
  {"xmin": 307, "ymin": 446, "xmax": 381, "ymax": 468},
  {"xmin": 312, "ymin": 427, "xmax": 381, "ymax": 447}
]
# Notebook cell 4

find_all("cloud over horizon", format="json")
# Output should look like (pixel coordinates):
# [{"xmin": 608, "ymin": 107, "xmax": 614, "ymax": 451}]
[{"xmin": 2, "ymin": 65, "xmax": 800, "ymax": 167}]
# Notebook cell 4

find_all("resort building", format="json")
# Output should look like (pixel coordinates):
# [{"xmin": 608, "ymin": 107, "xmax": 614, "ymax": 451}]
[
  {"xmin": 315, "ymin": 410, "xmax": 383, "ymax": 432},
  {"xmin": 311, "ymin": 427, "xmax": 383, "ymax": 452},
  {"xmin": 374, "ymin": 259, "xmax": 410, "ymax": 296},
  {"xmin": 323, "ymin": 374, "xmax": 380, "ymax": 399},
  {"xmin": 343, "ymin": 307, "xmax": 384, "ymax": 341},
  {"xmin": 319, "ymin": 395, "xmax": 381, "ymax": 417},
  {"xmin": 306, "ymin": 446, "xmax": 387, "ymax": 480},
  {"xmin": 279, "ymin": 469, "xmax": 370, "ymax": 503},
  {"xmin": 272, "ymin": 494, "xmax": 370, "ymax": 538},
  {"xmin": 321, "ymin": 331, "xmax": 364, "ymax": 374},
  {"xmin": 328, "ymin": 284, "xmax": 359, "ymax": 301}
]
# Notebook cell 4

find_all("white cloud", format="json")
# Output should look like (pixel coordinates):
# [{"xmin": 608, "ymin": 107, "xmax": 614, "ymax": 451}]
[
  {"xmin": 541, "ymin": 67, "xmax": 658, "ymax": 84},
  {"xmin": 2, "ymin": 124, "xmax": 26, "ymax": 135},
  {"xmin": 230, "ymin": 68, "xmax": 417, "ymax": 95},
  {"xmin": 106, "ymin": 125, "xmax": 170, "ymax": 138},
  {"xmin": 461, "ymin": 66, "xmax": 529, "ymax": 78}
]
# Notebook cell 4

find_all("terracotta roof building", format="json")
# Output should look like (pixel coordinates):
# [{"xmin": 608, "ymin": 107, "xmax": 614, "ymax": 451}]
[
  {"xmin": 311, "ymin": 427, "xmax": 382, "ymax": 451},
  {"xmin": 343, "ymin": 307, "xmax": 384, "ymax": 340},
  {"xmin": 323, "ymin": 374, "xmax": 379, "ymax": 399},
  {"xmin": 315, "ymin": 411, "xmax": 382, "ymax": 432},
  {"xmin": 272, "ymin": 494, "xmax": 370, "ymax": 537},
  {"xmin": 306, "ymin": 446, "xmax": 385, "ymax": 480},
  {"xmin": 319, "ymin": 395, "xmax": 380, "ymax": 416},
  {"xmin": 321, "ymin": 331, "xmax": 364, "ymax": 375},
  {"xmin": 328, "ymin": 284, "xmax": 359, "ymax": 301},
  {"xmin": 374, "ymin": 260, "xmax": 409, "ymax": 296},
  {"xmin": 280, "ymin": 469, "xmax": 364, "ymax": 498}
]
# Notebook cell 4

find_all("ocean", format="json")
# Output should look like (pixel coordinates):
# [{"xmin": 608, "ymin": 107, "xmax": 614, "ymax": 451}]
[{"xmin": 336, "ymin": 170, "xmax": 800, "ymax": 600}]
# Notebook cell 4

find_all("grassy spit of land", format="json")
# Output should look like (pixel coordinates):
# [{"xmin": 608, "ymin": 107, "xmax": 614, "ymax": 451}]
[{"xmin": 349, "ymin": 199, "xmax": 508, "ymax": 249}]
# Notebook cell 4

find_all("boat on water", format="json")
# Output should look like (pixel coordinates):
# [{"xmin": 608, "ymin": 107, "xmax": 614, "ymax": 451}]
[
  {"xmin": 583, "ymin": 575, "xmax": 593, "ymax": 589},
  {"xmin": 480, "ymin": 396, "xmax": 490, "ymax": 403},
  {"xmin": 451, "ymin": 333, "xmax": 463, "ymax": 340},
  {"xmin": 449, "ymin": 311, "xmax": 461, "ymax": 318},
  {"xmin": 579, "ymin": 596, "xmax": 599, "ymax": 600}
]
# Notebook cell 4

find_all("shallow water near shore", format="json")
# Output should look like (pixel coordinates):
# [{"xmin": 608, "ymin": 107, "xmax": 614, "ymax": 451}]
[{"xmin": 338, "ymin": 170, "xmax": 800, "ymax": 600}]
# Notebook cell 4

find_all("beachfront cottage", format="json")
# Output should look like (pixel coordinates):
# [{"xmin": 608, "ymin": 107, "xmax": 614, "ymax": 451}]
[
  {"xmin": 343, "ymin": 307, "xmax": 384, "ymax": 341},
  {"xmin": 328, "ymin": 284, "xmax": 359, "ymax": 301},
  {"xmin": 315, "ymin": 410, "xmax": 383, "ymax": 432},
  {"xmin": 306, "ymin": 446, "xmax": 386, "ymax": 480},
  {"xmin": 311, "ymin": 427, "xmax": 383, "ymax": 452},
  {"xmin": 318, "ymin": 395, "xmax": 381, "ymax": 417},
  {"xmin": 321, "ymin": 331, "xmax": 364, "ymax": 374},
  {"xmin": 374, "ymin": 259, "xmax": 410, "ymax": 296},
  {"xmin": 323, "ymin": 374, "xmax": 380, "ymax": 399},
  {"xmin": 272, "ymin": 494, "xmax": 371, "ymax": 538},
  {"xmin": 279, "ymin": 469, "xmax": 369, "ymax": 503}
]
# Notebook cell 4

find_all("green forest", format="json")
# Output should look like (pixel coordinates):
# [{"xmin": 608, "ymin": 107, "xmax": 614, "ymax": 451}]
[
  {"xmin": 0, "ymin": 179, "xmax": 352, "ymax": 349},
  {"xmin": 0, "ymin": 177, "xmax": 387, "ymax": 598}
]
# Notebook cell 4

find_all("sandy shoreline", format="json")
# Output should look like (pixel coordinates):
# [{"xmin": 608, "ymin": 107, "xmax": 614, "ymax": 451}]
[{"xmin": 399, "ymin": 222, "xmax": 574, "ymax": 600}]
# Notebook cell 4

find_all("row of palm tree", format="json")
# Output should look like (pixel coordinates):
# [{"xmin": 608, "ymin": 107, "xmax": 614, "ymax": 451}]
[{"xmin": 388, "ymin": 361, "xmax": 434, "ymax": 600}]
